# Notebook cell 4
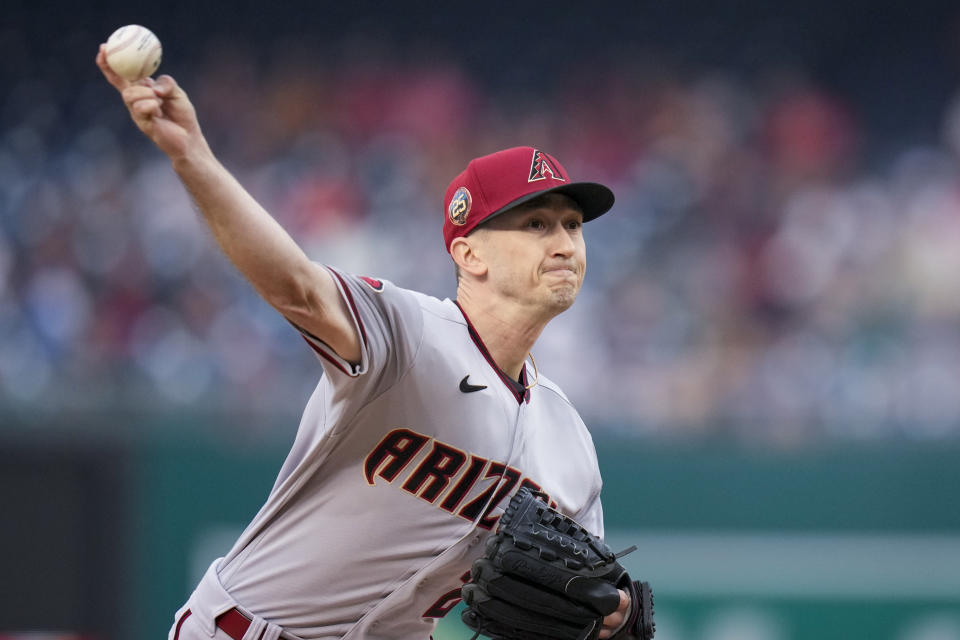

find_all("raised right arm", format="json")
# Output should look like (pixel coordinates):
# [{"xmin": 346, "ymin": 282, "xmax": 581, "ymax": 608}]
[{"xmin": 96, "ymin": 45, "xmax": 360, "ymax": 364}]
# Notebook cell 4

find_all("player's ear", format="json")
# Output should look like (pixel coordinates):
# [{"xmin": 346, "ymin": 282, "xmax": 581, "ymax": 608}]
[{"xmin": 450, "ymin": 236, "xmax": 487, "ymax": 278}]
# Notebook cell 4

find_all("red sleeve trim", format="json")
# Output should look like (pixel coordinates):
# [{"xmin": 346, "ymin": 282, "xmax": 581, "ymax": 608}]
[
  {"xmin": 329, "ymin": 269, "xmax": 368, "ymax": 347},
  {"xmin": 300, "ymin": 335, "xmax": 351, "ymax": 375},
  {"xmin": 173, "ymin": 609, "xmax": 192, "ymax": 640},
  {"xmin": 289, "ymin": 268, "xmax": 370, "ymax": 375}
]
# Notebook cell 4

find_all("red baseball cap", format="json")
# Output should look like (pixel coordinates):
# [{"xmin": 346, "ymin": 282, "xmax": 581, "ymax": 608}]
[{"xmin": 442, "ymin": 146, "xmax": 615, "ymax": 252}]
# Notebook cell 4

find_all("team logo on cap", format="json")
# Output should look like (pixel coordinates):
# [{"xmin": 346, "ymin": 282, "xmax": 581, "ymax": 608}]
[
  {"xmin": 528, "ymin": 149, "xmax": 566, "ymax": 183},
  {"xmin": 448, "ymin": 186, "xmax": 472, "ymax": 226}
]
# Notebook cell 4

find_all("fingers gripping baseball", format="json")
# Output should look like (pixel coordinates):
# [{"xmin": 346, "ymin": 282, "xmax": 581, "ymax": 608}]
[
  {"xmin": 96, "ymin": 45, "xmax": 202, "ymax": 159},
  {"xmin": 125, "ymin": 82, "xmax": 161, "ymax": 119}
]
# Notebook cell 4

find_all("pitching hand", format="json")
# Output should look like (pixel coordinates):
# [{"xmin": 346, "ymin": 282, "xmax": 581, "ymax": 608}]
[{"xmin": 96, "ymin": 44, "xmax": 206, "ymax": 161}]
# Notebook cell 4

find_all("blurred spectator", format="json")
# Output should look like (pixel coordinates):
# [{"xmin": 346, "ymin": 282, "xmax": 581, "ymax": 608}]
[{"xmin": 3, "ymin": 31, "xmax": 960, "ymax": 445}]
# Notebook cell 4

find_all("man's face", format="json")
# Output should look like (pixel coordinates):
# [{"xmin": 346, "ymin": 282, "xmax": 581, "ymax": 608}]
[{"xmin": 471, "ymin": 193, "xmax": 587, "ymax": 315}]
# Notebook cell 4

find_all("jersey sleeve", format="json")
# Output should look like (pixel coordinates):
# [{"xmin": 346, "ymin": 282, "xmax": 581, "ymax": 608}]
[
  {"xmin": 295, "ymin": 266, "xmax": 424, "ymax": 399},
  {"xmin": 577, "ymin": 488, "xmax": 605, "ymax": 539}
]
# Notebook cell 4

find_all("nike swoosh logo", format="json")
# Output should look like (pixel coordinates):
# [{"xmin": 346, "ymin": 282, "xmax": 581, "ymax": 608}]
[{"xmin": 459, "ymin": 375, "xmax": 488, "ymax": 393}]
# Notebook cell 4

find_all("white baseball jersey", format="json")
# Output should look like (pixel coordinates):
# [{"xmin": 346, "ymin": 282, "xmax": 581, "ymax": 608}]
[{"xmin": 174, "ymin": 266, "xmax": 605, "ymax": 640}]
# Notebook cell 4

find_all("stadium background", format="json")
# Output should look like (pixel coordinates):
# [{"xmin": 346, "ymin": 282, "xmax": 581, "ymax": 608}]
[{"xmin": 2, "ymin": 1, "xmax": 960, "ymax": 638}]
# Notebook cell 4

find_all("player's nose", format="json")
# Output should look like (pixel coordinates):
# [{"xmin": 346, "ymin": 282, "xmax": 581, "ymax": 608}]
[{"xmin": 547, "ymin": 223, "xmax": 577, "ymax": 257}]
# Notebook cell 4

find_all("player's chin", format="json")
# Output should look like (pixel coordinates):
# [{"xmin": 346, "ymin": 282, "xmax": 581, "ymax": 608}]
[{"xmin": 544, "ymin": 284, "xmax": 580, "ymax": 312}]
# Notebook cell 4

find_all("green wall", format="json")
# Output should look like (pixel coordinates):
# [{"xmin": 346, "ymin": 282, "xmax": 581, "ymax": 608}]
[{"xmin": 129, "ymin": 434, "xmax": 960, "ymax": 640}]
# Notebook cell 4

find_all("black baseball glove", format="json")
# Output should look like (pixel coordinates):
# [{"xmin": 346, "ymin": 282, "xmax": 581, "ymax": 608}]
[{"xmin": 461, "ymin": 487, "xmax": 655, "ymax": 640}]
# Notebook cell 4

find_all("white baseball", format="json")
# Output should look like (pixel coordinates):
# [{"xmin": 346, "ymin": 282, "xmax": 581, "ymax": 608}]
[{"xmin": 105, "ymin": 25, "xmax": 162, "ymax": 82}]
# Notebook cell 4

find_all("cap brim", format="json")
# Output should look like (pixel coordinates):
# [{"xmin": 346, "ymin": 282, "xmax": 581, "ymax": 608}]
[{"xmin": 480, "ymin": 181, "xmax": 615, "ymax": 227}]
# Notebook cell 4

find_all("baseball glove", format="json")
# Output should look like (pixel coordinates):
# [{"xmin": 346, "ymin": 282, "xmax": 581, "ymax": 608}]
[{"xmin": 461, "ymin": 487, "xmax": 655, "ymax": 640}]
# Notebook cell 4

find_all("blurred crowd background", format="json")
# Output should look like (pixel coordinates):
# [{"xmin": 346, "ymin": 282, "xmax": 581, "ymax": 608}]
[
  {"xmin": 4, "ymin": 2, "xmax": 960, "ymax": 640},
  {"xmin": 4, "ymin": 0, "xmax": 960, "ymax": 444}
]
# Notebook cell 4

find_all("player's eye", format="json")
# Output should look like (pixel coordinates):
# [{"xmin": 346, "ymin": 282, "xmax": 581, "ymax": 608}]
[
  {"xmin": 565, "ymin": 219, "xmax": 582, "ymax": 230},
  {"xmin": 527, "ymin": 218, "xmax": 546, "ymax": 230}
]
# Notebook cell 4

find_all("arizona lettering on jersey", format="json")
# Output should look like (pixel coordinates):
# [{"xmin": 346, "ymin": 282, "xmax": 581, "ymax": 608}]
[
  {"xmin": 365, "ymin": 427, "xmax": 559, "ymax": 528},
  {"xmin": 195, "ymin": 268, "xmax": 603, "ymax": 639}
]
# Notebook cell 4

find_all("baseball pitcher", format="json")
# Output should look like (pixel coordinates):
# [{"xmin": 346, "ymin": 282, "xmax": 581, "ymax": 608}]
[{"xmin": 97, "ymin": 41, "xmax": 653, "ymax": 640}]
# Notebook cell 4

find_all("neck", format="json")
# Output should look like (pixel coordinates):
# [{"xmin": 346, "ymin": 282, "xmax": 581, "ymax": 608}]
[{"xmin": 456, "ymin": 286, "xmax": 553, "ymax": 380}]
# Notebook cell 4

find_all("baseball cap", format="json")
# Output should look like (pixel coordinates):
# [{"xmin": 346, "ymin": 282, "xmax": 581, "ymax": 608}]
[{"xmin": 443, "ymin": 146, "xmax": 615, "ymax": 252}]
